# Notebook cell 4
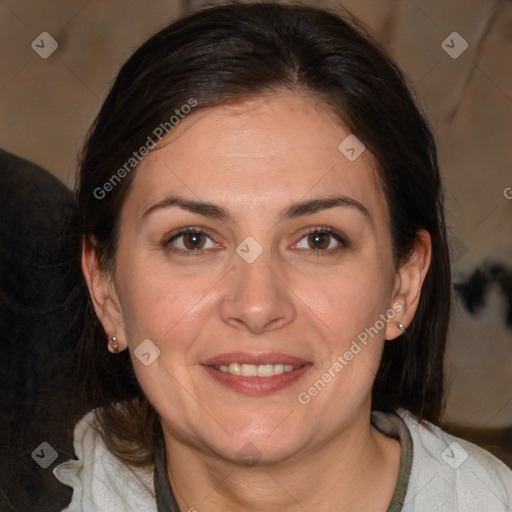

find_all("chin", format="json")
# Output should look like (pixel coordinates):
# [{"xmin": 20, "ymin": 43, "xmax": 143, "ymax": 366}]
[
  {"xmin": 204, "ymin": 422, "xmax": 305, "ymax": 467},
  {"xmin": 215, "ymin": 439, "xmax": 299, "ymax": 467}
]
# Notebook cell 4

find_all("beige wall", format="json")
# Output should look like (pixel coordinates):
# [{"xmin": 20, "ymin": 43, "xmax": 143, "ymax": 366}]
[
  {"xmin": 0, "ymin": 0, "xmax": 182, "ymax": 187},
  {"xmin": 1, "ymin": 0, "xmax": 511, "ymax": 427}
]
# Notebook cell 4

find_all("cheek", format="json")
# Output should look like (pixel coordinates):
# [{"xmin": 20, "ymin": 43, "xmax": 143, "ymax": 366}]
[
  {"xmin": 297, "ymin": 259, "xmax": 391, "ymax": 402},
  {"xmin": 301, "ymin": 262, "xmax": 390, "ymax": 339},
  {"xmin": 119, "ymin": 267, "xmax": 214, "ymax": 416},
  {"xmin": 117, "ymin": 259, "xmax": 215, "ymax": 343}
]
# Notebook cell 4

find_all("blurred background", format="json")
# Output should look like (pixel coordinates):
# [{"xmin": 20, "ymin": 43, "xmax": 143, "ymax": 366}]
[{"xmin": 1, "ymin": 0, "xmax": 510, "ymax": 456}]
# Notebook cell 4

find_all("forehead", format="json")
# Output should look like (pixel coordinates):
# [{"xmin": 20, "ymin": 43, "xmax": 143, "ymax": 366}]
[{"xmin": 127, "ymin": 91, "xmax": 387, "ymax": 222}]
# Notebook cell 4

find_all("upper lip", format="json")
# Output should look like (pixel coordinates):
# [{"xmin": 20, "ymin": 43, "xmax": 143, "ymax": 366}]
[{"xmin": 201, "ymin": 352, "xmax": 310, "ymax": 367}]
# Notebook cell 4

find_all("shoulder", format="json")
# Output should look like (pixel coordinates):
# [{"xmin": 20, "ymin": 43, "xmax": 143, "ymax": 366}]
[
  {"xmin": 396, "ymin": 408, "xmax": 512, "ymax": 511},
  {"xmin": 53, "ymin": 409, "xmax": 157, "ymax": 512}
]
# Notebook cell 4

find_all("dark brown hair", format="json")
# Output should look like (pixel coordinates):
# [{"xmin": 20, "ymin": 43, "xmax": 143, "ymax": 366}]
[{"xmin": 76, "ymin": 1, "xmax": 451, "ymax": 468}]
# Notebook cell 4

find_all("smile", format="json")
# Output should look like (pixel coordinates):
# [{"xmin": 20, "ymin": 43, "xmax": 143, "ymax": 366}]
[{"xmin": 202, "ymin": 353, "xmax": 312, "ymax": 395}]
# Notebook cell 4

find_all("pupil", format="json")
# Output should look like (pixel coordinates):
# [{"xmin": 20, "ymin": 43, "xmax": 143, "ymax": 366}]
[
  {"xmin": 309, "ymin": 232, "xmax": 328, "ymax": 249},
  {"xmin": 184, "ymin": 233, "xmax": 204, "ymax": 250}
]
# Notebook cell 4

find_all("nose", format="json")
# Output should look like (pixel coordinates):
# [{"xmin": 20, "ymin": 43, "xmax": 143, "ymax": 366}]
[{"xmin": 219, "ymin": 247, "xmax": 296, "ymax": 334}]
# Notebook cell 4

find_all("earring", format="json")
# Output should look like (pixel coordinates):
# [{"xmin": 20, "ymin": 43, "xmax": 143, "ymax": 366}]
[
  {"xmin": 108, "ymin": 335, "xmax": 120, "ymax": 353},
  {"xmin": 397, "ymin": 322, "xmax": 406, "ymax": 331}
]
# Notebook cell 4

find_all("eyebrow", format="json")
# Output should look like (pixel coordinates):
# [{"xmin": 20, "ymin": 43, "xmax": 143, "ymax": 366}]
[{"xmin": 141, "ymin": 194, "xmax": 372, "ymax": 224}]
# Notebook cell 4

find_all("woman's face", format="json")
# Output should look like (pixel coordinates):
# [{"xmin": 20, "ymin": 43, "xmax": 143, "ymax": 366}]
[{"xmin": 87, "ymin": 91, "xmax": 429, "ymax": 464}]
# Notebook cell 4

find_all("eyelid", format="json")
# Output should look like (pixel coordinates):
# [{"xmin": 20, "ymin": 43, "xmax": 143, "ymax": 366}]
[
  {"xmin": 166, "ymin": 226, "xmax": 216, "ymax": 240},
  {"xmin": 299, "ymin": 225, "xmax": 346, "ymax": 239}
]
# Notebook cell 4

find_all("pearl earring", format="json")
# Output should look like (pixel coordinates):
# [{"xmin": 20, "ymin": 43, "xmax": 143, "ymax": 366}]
[
  {"xmin": 397, "ymin": 322, "xmax": 406, "ymax": 331},
  {"xmin": 108, "ymin": 335, "xmax": 120, "ymax": 353}
]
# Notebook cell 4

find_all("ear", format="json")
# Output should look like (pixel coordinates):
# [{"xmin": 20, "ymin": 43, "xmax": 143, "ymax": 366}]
[
  {"xmin": 81, "ymin": 236, "xmax": 126, "ymax": 352},
  {"xmin": 385, "ymin": 230, "xmax": 432, "ymax": 341}
]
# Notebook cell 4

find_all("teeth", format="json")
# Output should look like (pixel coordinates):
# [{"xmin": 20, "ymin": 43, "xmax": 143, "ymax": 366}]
[
  {"xmin": 214, "ymin": 363, "xmax": 301, "ymax": 377},
  {"xmin": 241, "ymin": 364, "xmax": 257, "ymax": 377},
  {"xmin": 274, "ymin": 364, "xmax": 284, "ymax": 375},
  {"xmin": 257, "ymin": 364, "xmax": 273, "ymax": 377},
  {"xmin": 229, "ymin": 363, "xmax": 241, "ymax": 375}
]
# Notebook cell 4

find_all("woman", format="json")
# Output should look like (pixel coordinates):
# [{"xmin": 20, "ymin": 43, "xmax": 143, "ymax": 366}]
[{"xmin": 54, "ymin": 2, "xmax": 512, "ymax": 511}]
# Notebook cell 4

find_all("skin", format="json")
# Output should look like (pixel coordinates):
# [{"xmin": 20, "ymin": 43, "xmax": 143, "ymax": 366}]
[{"xmin": 83, "ymin": 90, "xmax": 431, "ymax": 511}]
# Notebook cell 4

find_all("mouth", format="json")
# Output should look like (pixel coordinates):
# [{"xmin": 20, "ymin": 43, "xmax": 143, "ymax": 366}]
[{"xmin": 201, "ymin": 353, "xmax": 312, "ymax": 395}]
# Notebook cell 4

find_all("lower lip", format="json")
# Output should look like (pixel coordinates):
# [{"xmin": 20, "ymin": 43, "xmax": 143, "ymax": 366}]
[{"xmin": 202, "ymin": 364, "xmax": 312, "ymax": 395}]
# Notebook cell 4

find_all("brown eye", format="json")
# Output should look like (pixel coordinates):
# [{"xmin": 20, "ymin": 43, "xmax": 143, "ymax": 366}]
[
  {"xmin": 182, "ymin": 232, "xmax": 206, "ymax": 250},
  {"xmin": 165, "ymin": 228, "xmax": 219, "ymax": 255},
  {"xmin": 307, "ymin": 232, "xmax": 330, "ymax": 250},
  {"xmin": 295, "ymin": 227, "xmax": 348, "ymax": 254}
]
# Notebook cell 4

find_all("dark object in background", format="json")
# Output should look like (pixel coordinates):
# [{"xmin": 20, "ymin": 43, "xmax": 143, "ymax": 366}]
[
  {"xmin": 0, "ymin": 149, "xmax": 86, "ymax": 511},
  {"xmin": 448, "ymin": 261, "xmax": 512, "ymax": 468},
  {"xmin": 454, "ymin": 262, "xmax": 512, "ymax": 328}
]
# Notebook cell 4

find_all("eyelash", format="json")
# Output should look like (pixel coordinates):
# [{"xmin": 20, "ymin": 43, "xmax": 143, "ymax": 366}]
[{"xmin": 164, "ymin": 226, "xmax": 349, "ymax": 257}]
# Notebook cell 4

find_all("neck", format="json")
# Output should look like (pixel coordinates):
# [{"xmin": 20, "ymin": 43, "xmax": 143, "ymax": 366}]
[{"xmin": 162, "ymin": 409, "xmax": 401, "ymax": 512}]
